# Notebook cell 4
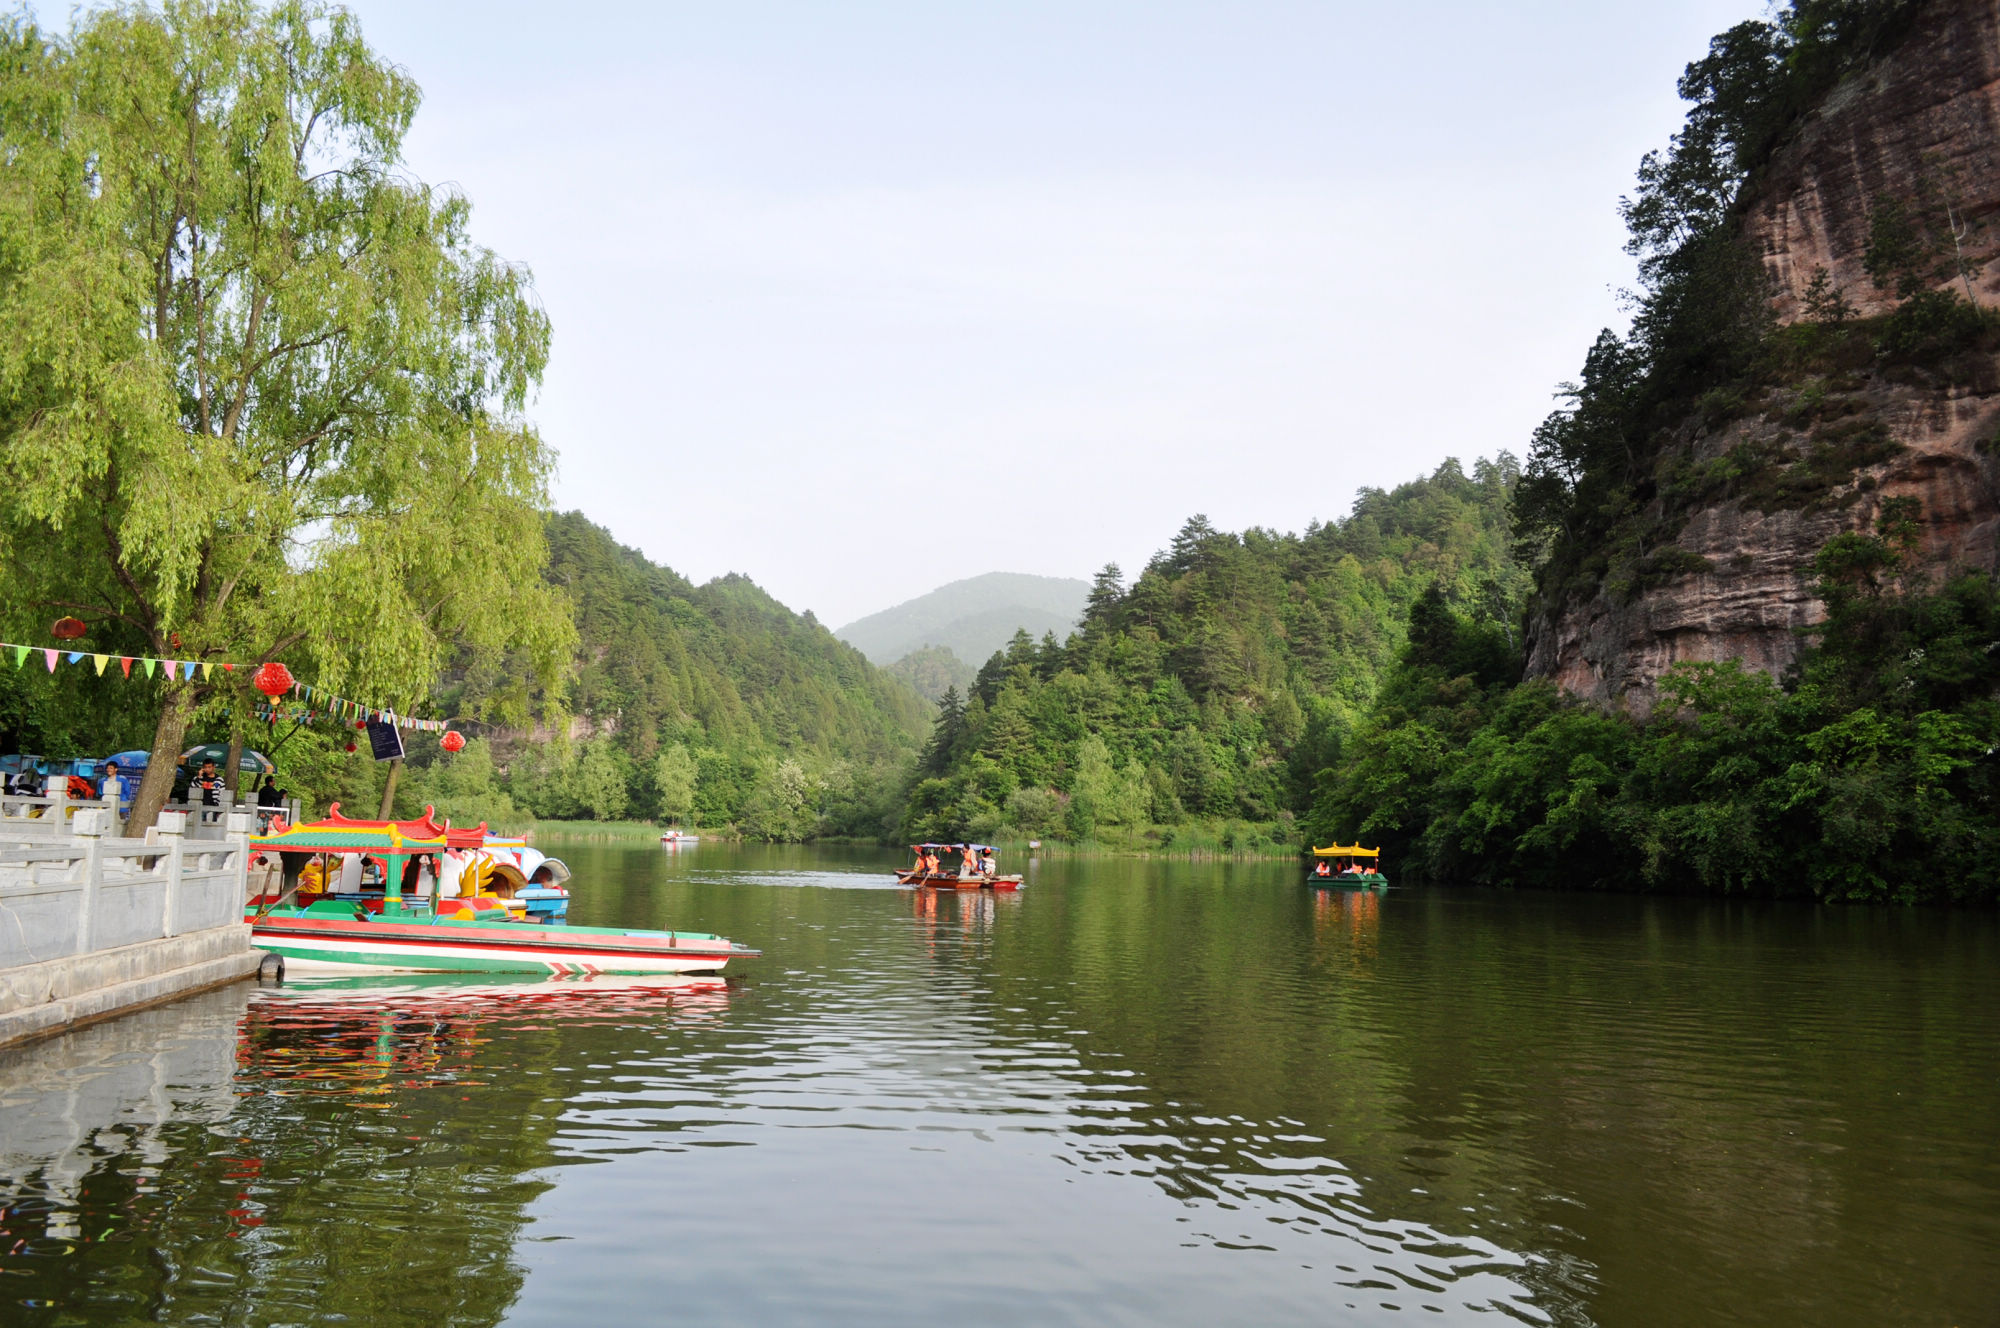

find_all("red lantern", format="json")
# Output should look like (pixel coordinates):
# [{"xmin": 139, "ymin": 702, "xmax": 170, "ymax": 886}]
[
  {"xmin": 344, "ymin": 741, "xmax": 357, "ymax": 753},
  {"xmin": 441, "ymin": 730, "xmax": 466, "ymax": 754},
  {"xmin": 252, "ymin": 661, "xmax": 293, "ymax": 700},
  {"xmin": 51, "ymin": 617, "xmax": 86, "ymax": 640}
]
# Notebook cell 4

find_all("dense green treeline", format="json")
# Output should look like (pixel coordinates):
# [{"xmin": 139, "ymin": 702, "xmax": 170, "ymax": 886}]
[
  {"xmin": 1308, "ymin": 531, "xmax": 2000, "ymax": 902},
  {"xmin": 900, "ymin": 458, "xmax": 1528, "ymax": 847},
  {"xmin": 479, "ymin": 513, "xmax": 929, "ymax": 835}
]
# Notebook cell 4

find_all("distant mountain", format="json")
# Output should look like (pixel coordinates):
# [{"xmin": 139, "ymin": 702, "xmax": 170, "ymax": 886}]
[{"xmin": 836, "ymin": 572, "xmax": 1091, "ymax": 670}]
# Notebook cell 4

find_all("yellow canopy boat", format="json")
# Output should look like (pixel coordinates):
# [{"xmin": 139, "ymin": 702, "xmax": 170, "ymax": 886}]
[{"xmin": 1307, "ymin": 843, "xmax": 1387, "ymax": 888}]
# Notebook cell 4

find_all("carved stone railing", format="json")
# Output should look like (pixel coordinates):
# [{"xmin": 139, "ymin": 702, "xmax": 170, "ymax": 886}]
[{"xmin": 0, "ymin": 809, "xmax": 254, "ymax": 971}]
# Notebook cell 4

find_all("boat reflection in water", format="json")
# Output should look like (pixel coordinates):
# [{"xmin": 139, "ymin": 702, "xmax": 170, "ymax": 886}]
[
  {"xmin": 0, "ymin": 973, "xmax": 738, "ymax": 1328},
  {"xmin": 1312, "ymin": 879, "xmax": 1381, "ymax": 966}
]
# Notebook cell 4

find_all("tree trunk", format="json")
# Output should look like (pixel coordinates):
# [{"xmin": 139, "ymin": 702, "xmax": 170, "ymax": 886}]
[
  {"xmin": 127, "ymin": 685, "xmax": 199, "ymax": 834},
  {"xmin": 223, "ymin": 720, "xmax": 246, "ymax": 798},
  {"xmin": 378, "ymin": 756, "xmax": 403, "ymax": 820}
]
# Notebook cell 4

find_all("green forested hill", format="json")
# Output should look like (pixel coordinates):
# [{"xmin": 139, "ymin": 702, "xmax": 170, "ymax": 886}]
[
  {"xmin": 899, "ymin": 457, "xmax": 1527, "ymax": 846},
  {"xmin": 487, "ymin": 513, "xmax": 930, "ymax": 834}
]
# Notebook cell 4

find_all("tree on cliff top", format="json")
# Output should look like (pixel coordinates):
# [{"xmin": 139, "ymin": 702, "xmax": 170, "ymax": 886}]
[{"xmin": 0, "ymin": 1, "xmax": 573, "ymax": 830}]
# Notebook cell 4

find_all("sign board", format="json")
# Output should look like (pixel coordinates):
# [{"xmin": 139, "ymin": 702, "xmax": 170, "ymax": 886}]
[{"xmin": 364, "ymin": 719, "xmax": 406, "ymax": 763}]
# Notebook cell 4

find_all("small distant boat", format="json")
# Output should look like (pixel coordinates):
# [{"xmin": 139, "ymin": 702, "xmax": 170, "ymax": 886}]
[
  {"xmin": 660, "ymin": 828, "xmax": 700, "ymax": 846},
  {"xmin": 896, "ymin": 842, "xmax": 1023, "ymax": 892},
  {"xmin": 1308, "ymin": 843, "xmax": 1388, "ymax": 889}
]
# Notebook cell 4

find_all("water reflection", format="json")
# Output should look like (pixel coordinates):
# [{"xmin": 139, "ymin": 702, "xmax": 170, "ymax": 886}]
[{"xmin": 0, "ymin": 844, "xmax": 1994, "ymax": 1327}]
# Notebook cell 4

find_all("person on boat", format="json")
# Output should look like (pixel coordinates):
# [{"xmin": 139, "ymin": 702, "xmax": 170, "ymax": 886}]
[
  {"xmin": 912, "ymin": 846, "xmax": 927, "ymax": 873},
  {"xmin": 981, "ymin": 848, "xmax": 996, "ymax": 875},
  {"xmin": 1314, "ymin": 860, "xmax": 1330, "ymax": 877},
  {"xmin": 923, "ymin": 849, "xmax": 940, "ymax": 875},
  {"xmin": 959, "ymin": 846, "xmax": 980, "ymax": 878}
]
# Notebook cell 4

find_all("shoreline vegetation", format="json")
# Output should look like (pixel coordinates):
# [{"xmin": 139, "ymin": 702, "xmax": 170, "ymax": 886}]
[{"xmin": 529, "ymin": 818, "xmax": 1308, "ymax": 860}]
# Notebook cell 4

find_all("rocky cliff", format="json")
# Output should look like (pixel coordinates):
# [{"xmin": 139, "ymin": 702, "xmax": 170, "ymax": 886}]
[
  {"xmin": 1528, "ymin": 0, "xmax": 2000, "ymax": 715},
  {"xmin": 1746, "ymin": 0, "xmax": 2000, "ymax": 322}
]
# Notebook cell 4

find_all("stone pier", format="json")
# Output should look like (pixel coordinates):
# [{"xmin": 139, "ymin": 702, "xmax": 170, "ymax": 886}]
[{"xmin": 0, "ymin": 806, "xmax": 262, "ymax": 1050}]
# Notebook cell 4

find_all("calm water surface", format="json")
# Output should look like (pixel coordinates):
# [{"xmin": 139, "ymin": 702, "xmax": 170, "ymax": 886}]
[{"xmin": 1, "ymin": 844, "xmax": 1995, "ymax": 1326}]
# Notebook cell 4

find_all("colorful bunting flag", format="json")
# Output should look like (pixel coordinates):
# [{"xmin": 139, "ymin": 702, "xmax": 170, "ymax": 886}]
[
  {"xmin": 120, "ymin": 656, "xmax": 133, "ymax": 678},
  {"xmin": 43, "ymin": 648, "xmax": 57, "ymax": 672},
  {"xmin": 92, "ymin": 654, "xmax": 108, "ymax": 675},
  {"xmin": 11, "ymin": 645, "xmax": 24, "ymax": 669},
  {"xmin": 142, "ymin": 658, "xmax": 156, "ymax": 678}
]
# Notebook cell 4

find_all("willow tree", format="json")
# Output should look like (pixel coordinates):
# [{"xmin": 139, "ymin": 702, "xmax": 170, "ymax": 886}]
[{"xmin": 0, "ymin": 1, "xmax": 574, "ymax": 830}]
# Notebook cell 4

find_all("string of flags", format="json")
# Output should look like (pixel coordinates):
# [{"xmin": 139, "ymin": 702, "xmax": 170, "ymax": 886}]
[{"xmin": 0, "ymin": 641, "xmax": 450, "ymax": 733}]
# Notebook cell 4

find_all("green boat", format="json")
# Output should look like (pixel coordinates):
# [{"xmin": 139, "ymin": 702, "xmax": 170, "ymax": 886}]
[{"xmin": 1308, "ymin": 843, "xmax": 1388, "ymax": 888}]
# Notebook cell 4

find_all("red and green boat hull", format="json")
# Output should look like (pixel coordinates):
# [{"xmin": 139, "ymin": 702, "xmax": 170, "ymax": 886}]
[{"xmin": 249, "ymin": 908, "xmax": 757, "ymax": 975}]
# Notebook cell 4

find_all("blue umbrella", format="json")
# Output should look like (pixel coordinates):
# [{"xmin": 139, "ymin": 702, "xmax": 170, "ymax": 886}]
[{"xmin": 105, "ymin": 750, "xmax": 152, "ymax": 770}]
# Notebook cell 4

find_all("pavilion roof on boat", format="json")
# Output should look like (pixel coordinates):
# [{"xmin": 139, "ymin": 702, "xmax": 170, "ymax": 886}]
[
  {"xmin": 251, "ymin": 803, "xmax": 488, "ymax": 854},
  {"xmin": 1310, "ymin": 843, "xmax": 1379, "ymax": 858}
]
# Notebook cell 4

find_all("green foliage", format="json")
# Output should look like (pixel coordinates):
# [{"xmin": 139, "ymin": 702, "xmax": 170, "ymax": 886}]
[
  {"xmin": 486, "ymin": 514, "xmax": 929, "ymax": 834},
  {"xmin": 885, "ymin": 644, "xmax": 973, "ymax": 703},
  {"xmin": 395, "ymin": 738, "xmax": 529, "ymax": 833},
  {"xmin": 0, "ymin": 0, "xmax": 573, "ymax": 828},
  {"xmin": 900, "ymin": 458, "xmax": 1528, "ymax": 843},
  {"xmin": 1310, "ymin": 536, "xmax": 2000, "ymax": 903}
]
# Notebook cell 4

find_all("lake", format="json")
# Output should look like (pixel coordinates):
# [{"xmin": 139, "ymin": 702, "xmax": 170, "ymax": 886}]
[{"xmin": 1, "ymin": 843, "xmax": 1995, "ymax": 1326}]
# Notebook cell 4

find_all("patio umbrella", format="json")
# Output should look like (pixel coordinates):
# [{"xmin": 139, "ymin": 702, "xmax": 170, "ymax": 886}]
[
  {"xmin": 178, "ymin": 743, "xmax": 274, "ymax": 775},
  {"xmin": 105, "ymin": 749, "xmax": 153, "ymax": 770}
]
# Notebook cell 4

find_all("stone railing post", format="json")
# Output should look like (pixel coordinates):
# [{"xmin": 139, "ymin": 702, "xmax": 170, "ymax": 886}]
[
  {"xmin": 46, "ymin": 775, "xmax": 67, "ymax": 824},
  {"xmin": 225, "ymin": 811, "xmax": 255, "ymax": 906},
  {"xmin": 71, "ymin": 806, "xmax": 110, "ymax": 956},
  {"xmin": 156, "ymin": 810, "xmax": 186, "ymax": 938}
]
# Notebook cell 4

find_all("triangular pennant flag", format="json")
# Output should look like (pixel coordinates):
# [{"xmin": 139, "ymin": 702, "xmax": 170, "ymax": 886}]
[
  {"xmin": 92, "ymin": 654, "xmax": 108, "ymax": 675},
  {"xmin": 223, "ymin": 662, "xmax": 234, "ymax": 671},
  {"xmin": 161, "ymin": 658, "xmax": 176, "ymax": 677},
  {"xmin": 201, "ymin": 662, "xmax": 213, "ymax": 680},
  {"xmin": 11, "ymin": 645, "xmax": 26, "ymax": 669},
  {"xmin": 43, "ymin": 648, "xmax": 57, "ymax": 672},
  {"xmin": 142, "ymin": 658, "xmax": 157, "ymax": 678},
  {"xmin": 183, "ymin": 660, "xmax": 197, "ymax": 681},
  {"xmin": 120, "ymin": 656, "xmax": 133, "ymax": 678},
  {"xmin": 66, "ymin": 651, "xmax": 84, "ymax": 664}
]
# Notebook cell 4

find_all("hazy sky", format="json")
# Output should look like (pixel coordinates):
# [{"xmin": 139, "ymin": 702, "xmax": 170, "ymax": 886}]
[{"xmin": 325, "ymin": 1, "xmax": 1758, "ymax": 627}]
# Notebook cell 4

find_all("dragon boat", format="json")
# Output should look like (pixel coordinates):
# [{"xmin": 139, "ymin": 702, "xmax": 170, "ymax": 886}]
[
  {"xmin": 247, "ymin": 806, "xmax": 759, "ymax": 975},
  {"xmin": 1308, "ymin": 843, "xmax": 1388, "ymax": 888}
]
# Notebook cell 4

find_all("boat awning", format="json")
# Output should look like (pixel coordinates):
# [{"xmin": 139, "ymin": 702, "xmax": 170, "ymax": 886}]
[
  {"xmin": 1311, "ymin": 844, "xmax": 1380, "ymax": 858},
  {"xmin": 251, "ymin": 802, "xmax": 450, "ymax": 855},
  {"xmin": 911, "ymin": 842, "xmax": 997, "ymax": 852}
]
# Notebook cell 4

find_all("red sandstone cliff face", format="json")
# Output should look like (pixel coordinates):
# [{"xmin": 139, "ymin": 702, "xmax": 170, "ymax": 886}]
[
  {"xmin": 1746, "ymin": 0, "xmax": 2000, "ymax": 321},
  {"xmin": 1525, "ymin": 363, "xmax": 2000, "ymax": 715},
  {"xmin": 1528, "ymin": 0, "xmax": 2000, "ymax": 714}
]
